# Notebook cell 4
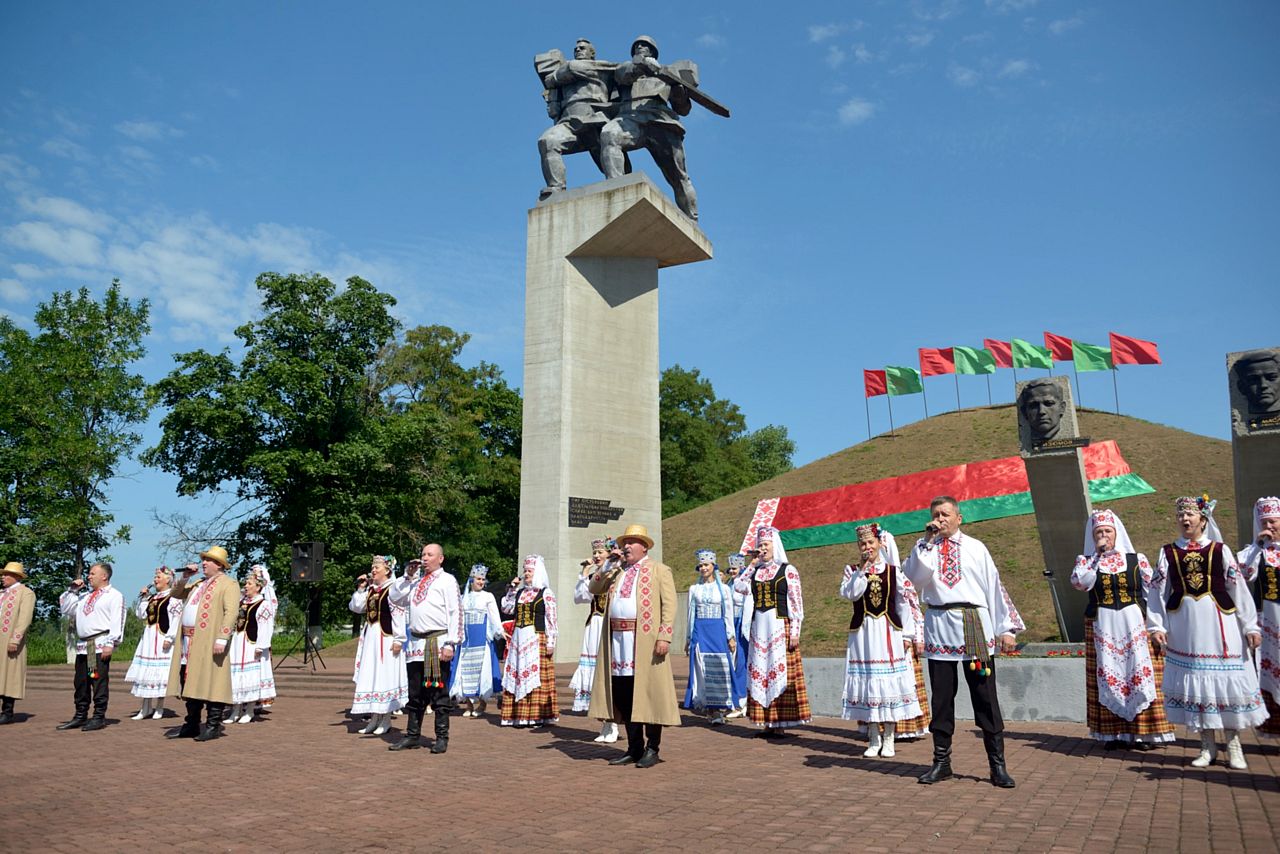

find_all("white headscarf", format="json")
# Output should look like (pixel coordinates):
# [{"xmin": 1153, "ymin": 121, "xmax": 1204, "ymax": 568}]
[
  {"xmin": 520, "ymin": 554, "xmax": 550, "ymax": 590},
  {"xmin": 1252, "ymin": 496, "xmax": 1280, "ymax": 544},
  {"xmin": 1082, "ymin": 508, "xmax": 1136, "ymax": 556},
  {"xmin": 754, "ymin": 526, "xmax": 788, "ymax": 566}
]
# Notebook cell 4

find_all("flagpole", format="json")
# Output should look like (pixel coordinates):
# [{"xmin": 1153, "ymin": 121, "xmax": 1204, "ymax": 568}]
[
  {"xmin": 953, "ymin": 373, "xmax": 961, "ymax": 411},
  {"xmin": 922, "ymin": 381, "xmax": 930, "ymax": 418},
  {"xmin": 1111, "ymin": 367, "xmax": 1120, "ymax": 415},
  {"xmin": 1072, "ymin": 361, "xmax": 1082, "ymax": 405},
  {"xmin": 865, "ymin": 395, "xmax": 872, "ymax": 439},
  {"xmin": 887, "ymin": 395, "xmax": 896, "ymax": 437},
  {"xmin": 985, "ymin": 373, "xmax": 992, "ymax": 406}
]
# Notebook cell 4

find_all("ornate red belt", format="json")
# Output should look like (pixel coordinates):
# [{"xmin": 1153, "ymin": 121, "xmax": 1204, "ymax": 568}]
[
  {"xmin": 181, "ymin": 627, "xmax": 196, "ymax": 637},
  {"xmin": 609, "ymin": 619, "xmax": 636, "ymax": 632}
]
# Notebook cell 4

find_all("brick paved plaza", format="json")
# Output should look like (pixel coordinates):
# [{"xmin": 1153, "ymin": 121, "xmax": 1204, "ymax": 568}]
[{"xmin": 5, "ymin": 661, "xmax": 1278, "ymax": 854}]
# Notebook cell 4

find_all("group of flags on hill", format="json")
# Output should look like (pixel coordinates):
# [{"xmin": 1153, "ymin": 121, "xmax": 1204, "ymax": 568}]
[{"xmin": 860, "ymin": 332, "xmax": 1162, "ymax": 435}]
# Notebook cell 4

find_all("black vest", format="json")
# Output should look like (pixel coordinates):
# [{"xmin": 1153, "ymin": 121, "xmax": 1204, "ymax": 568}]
[
  {"xmin": 752, "ymin": 564, "xmax": 790, "ymax": 619},
  {"xmin": 586, "ymin": 573, "xmax": 608, "ymax": 625},
  {"xmin": 146, "ymin": 593, "xmax": 171, "ymax": 634},
  {"xmin": 514, "ymin": 591, "xmax": 547, "ymax": 632},
  {"xmin": 1252, "ymin": 554, "xmax": 1280, "ymax": 609},
  {"xmin": 1164, "ymin": 543, "xmax": 1234, "ymax": 614},
  {"xmin": 235, "ymin": 599, "xmax": 263, "ymax": 641},
  {"xmin": 1085, "ymin": 553, "xmax": 1142, "ymax": 619},
  {"xmin": 366, "ymin": 586, "xmax": 394, "ymax": 635},
  {"xmin": 848, "ymin": 567, "xmax": 902, "ymax": 632}
]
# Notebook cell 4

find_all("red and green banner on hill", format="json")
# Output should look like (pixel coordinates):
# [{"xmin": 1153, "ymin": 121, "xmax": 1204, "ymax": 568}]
[{"xmin": 739, "ymin": 439, "xmax": 1155, "ymax": 553}]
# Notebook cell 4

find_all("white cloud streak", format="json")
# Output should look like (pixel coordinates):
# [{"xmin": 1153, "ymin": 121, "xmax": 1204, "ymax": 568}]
[
  {"xmin": 115, "ymin": 119, "xmax": 184, "ymax": 141},
  {"xmin": 948, "ymin": 64, "xmax": 981, "ymax": 87},
  {"xmin": 998, "ymin": 59, "xmax": 1033, "ymax": 78},
  {"xmin": 1049, "ymin": 16, "xmax": 1083, "ymax": 35},
  {"xmin": 838, "ymin": 98, "xmax": 877, "ymax": 126}
]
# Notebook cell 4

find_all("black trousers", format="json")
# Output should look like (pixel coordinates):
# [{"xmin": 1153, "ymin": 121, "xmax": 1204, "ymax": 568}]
[
  {"xmin": 405, "ymin": 659, "xmax": 455, "ymax": 717},
  {"xmin": 612, "ymin": 675, "xmax": 663, "ymax": 756},
  {"xmin": 73, "ymin": 653, "xmax": 110, "ymax": 717},
  {"xmin": 927, "ymin": 659, "xmax": 1004, "ymax": 755}
]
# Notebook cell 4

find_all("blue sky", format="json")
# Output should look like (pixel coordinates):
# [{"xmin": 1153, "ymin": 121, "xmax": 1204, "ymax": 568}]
[{"xmin": 2, "ymin": 2, "xmax": 1277, "ymax": 595}]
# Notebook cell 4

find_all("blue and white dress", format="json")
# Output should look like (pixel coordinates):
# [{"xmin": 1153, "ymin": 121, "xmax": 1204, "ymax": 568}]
[
  {"xmin": 450, "ymin": 588, "xmax": 503, "ymax": 702},
  {"xmin": 684, "ymin": 579, "xmax": 740, "ymax": 712}
]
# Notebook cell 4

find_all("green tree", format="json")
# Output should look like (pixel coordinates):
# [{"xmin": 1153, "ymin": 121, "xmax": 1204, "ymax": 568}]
[
  {"xmin": 0, "ymin": 281, "xmax": 150, "ymax": 615},
  {"xmin": 659, "ymin": 365, "xmax": 794, "ymax": 516}
]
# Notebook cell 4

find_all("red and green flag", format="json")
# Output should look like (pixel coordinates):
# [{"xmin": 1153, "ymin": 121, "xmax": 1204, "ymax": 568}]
[
  {"xmin": 983, "ymin": 338, "xmax": 1013, "ymax": 368},
  {"xmin": 885, "ymin": 366, "xmax": 923, "ymax": 395},
  {"xmin": 1072, "ymin": 341, "xmax": 1113, "ymax": 372},
  {"xmin": 953, "ymin": 345, "xmax": 996, "ymax": 375},
  {"xmin": 919, "ymin": 347, "xmax": 955, "ymax": 377},
  {"xmin": 864, "ymin": 369, "xmax": 887, "ymax": 398},
  {"xmin": 739, "ymin": 439, "xmax": 1154, "ymax": 552},
  {"xmin": 1044, "ymin": 331, "xmax": 1074, "ymax": 361},
  {"xmin": 1012, "ymin": 338, "xmax": 1052, "ymax": 369},
  {"xmin": 1109, "ymin": 333, "xmax": 1161, "ymax": 365}
]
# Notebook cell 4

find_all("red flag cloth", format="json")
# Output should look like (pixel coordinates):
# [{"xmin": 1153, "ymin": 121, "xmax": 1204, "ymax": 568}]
[
  {"xmin": 1108, "ymin": 333, "xmax": 1161, "ymax": 365},
  {"xmin": 1044, "ymin": 332, "xmax": 1074, "ymax": 361},
  {"xmin": 864, "ymin": 369, "xmax": 887, "ymax": 397},
  {"xmin": 918, "ymin": 347, "xmax": 956, "ymax": 377},
  {"xmin": 983, "ymin": 338, "xmax": 1013, "ymax": 368}
]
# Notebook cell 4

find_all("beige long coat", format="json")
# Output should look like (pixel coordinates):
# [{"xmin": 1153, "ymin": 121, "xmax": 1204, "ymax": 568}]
[
  {"xmin": 0, "ymin": 584, "xmax": 35, "ymax": 698},
  {"xmin": 167, "ymin": 573, "xmax": 240, "ymax": 704},
  {"xmin": 587, "ymin": 559, "xmax": 682, "ymax": 727}
]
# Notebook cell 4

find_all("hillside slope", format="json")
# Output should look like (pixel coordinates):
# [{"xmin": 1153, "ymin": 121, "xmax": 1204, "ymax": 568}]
[{"xmin": 662, "ymin": 405, "xmax": 1236, "ymax": 652}]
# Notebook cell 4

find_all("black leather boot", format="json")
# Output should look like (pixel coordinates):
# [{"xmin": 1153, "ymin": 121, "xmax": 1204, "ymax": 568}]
[
  {"xmin": 984, "ymin": 731, "xmax": 1016, "ymax": 788},
  {"xmin": 918, "ymin": 746, "xmax": 954, "ymax": 784},
  {"xmin": 0, "ymin": 696, "xmax": 15, "ymax": 724},
  {"xmin": 56, "ymin": 706, "xmax": 89, "ymax": 731},
  {"xmin": 81, "ymin": 712, "xmax": 107, "ymax": 732},
  {"xmin": 430, "ymin": 708, "xmax": 449, "ymax": 754},
  {"xmin": 195, "ymin": 703, "xmax": 225, "ymax": 741},
  {"xmin": 389, "ymin": 712, "xmax": 422, "ymax": 751},
  {"xmin": 168, "ymin": 700, "xmax": 203, "ymax": 739}
]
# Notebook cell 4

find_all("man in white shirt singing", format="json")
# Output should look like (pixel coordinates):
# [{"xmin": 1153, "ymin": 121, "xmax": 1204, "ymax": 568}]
[{"xmin": 57, "ymin": 563, "xmax": 126, "ymax": 732}]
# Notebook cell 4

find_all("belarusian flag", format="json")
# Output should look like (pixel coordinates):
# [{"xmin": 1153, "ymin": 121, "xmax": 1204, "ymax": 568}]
[
  {"xmin": 954, "ymin": 345, "xmax": 996, "ymax": 375},
  {"xmin": 739, "ymin": 439, "xmax": 1154, "ymax": 552},
  {"xmin": 885, "ymin": 366, "xmax": 923, "ymax": 395},
  {"xmin": 1072, "ymin": 341, "xmax": 1113, "ymax": 372},
  {"xmin": 983, "ymin": 339, "xmax": 1013, "ymax": 368},
  {"xmin": 1012, "ymin": 338, "xmax": 1052, "ymax": 369}
]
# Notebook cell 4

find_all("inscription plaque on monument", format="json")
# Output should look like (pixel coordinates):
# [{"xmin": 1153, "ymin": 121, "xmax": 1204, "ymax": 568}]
[{"xmin": 568, "ymin": 496, "xmax": 625, "ymax": 528}]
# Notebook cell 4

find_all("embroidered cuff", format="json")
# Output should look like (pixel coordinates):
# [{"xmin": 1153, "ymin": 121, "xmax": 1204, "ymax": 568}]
[{"xmin": 657, "ymin": 623, "xmax": 673, "ymax": 639}]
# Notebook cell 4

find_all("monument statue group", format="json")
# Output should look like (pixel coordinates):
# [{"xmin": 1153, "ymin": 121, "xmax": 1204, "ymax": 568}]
[{"xmin": 535, "ymin": 35, "xmax": 729, "ymax": 221}]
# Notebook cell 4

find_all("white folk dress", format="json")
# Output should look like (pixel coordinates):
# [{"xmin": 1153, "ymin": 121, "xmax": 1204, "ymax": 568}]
[
  {"xmin": 1148, "ymin": 535, "xmax": 1267, "ymax": 731},
  {"xmin": 230, "ymin": 594, "xmax": 276, "ymax": 704},
  {"xmin": 125, "ymin": 591, "xmax": 183, "ymax": 698},
  {"xmin": 349, "ymin": 582, "xmax": 409, "ymax": 714},
  {"xmin": 736, "ymin": 560, "xmax": 805, "ymax": 713},
  {"xmin": 1239, "ymin": 540, "xmax": 1280, "ymax": 716},
  {"xmin": 839, "ymin": 562, "xmax": 922, "ymax": 722},
  {"xmin": 569, "ymin": 571, "xmax": 607, "ymax": 711},
  {"xmin": 684, "ymin": 579, "xmax": 737, "ymax": 712}
]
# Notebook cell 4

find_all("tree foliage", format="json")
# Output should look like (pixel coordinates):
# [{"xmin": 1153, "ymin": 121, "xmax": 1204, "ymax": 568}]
[
  {"xmin": 659, "ymin": 365, "xmax": 794, "ymax": 516},
  {"xmin": 144, "ymin": 274, "xmax": 521, "ymax": 624},
  {"xmin": 0, "ymin": 281, "xmax": 151, "ymax": 615}
]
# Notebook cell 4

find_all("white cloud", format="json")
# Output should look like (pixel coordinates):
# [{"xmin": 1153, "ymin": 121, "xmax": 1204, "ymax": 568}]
[
  {"xmin": 119, "ymin": 144, "xmax": 155, "ymax": 162},
  {"xmin": 838, "ymin": 98, "xmax": 877, "ymax": 126},
  {"xmin": 41, "ymin": 137, "xmax": 94, "ymax": 162},
  {"xmin": 985, "ymin": 0, "xmax": 1038, "ymax": 12},
  {"xmin": 10, "ymin": 263, "xmax": 54, "ymax": 280},
  {"xmin": 3, "ymin": 221, "xmax": 104, "ymax": 267},
  {"xmin": 906, "ymin": 31, "xmax": 936, "ymax": 50},
  {"xmin": 808, "ymin": 23, "xmax": 844, "ymax": 43},
  {"xmin": 0, "ymin": 277, "xmax": 31, "ymax": 302},
  {"xmin": 1049, "ymin": 16, "xmax": 1083, "ymax": 35},
  {"xmin": 853, "ymin": 43, "xmax": 875, "ymax": 63},
  {"xmin": 826, "ymin": 45, "xmax": 847, "ymax": 69},
  {"xmin": 19, "ymin": 196, "xmax": 114, "ymax": 234},
  {"xmin": 960, "ymin": 31, "xmax": 995, "ymax": 45},
  {"xmin": 948, "ymin": 64, "xmax": 980, "ymax": 87},
  {"xmin": 0, "ymin": 154, "xmax": 40, "ymax": 188},
  {"xmin": 115, "ymin": 119, "xmax": 185, "ymax": 142},
  {"xmin": 913, "ymin": 0, "xmax": 962, "ymax": 22},
  {"xmin": 695, "ymin": 33, "xmax": 724, "ymax": 49},
  {"xmin": 998, "ymin": 59, "xmax": 1033, "ymax": 78},
  {"xmin": 889, "ymin": 62, "xmax": 926, "ymax": 77},
  {"xmin": 189, "ymin": 154, "xmax": 221, "ymax": 171}
]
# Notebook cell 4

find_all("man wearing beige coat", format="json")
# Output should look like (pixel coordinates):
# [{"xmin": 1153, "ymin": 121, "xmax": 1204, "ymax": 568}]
[
  {"xmin": 0, "ymin": 562, "xmax": 36, "ymax": 724},
  {"xmin": 588, "ymin": 524, "xmax": 681, "ymax": 768},
  {"xmin": 166, "ymin": 546, "xmax": 241, "ymax": 741}
]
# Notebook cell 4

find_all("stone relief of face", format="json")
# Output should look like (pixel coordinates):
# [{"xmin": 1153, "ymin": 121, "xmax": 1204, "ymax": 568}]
[
  {"xmin": 1235, "ymin": 352, "xmax": 1280, "ymax": 415},
  {"xmin": 1019, "ymin": 382, "xmax": 1066, "ymax": 441}
]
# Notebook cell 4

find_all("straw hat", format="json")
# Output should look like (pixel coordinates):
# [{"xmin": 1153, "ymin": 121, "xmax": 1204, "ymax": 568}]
[
  {"xmin": 616, "ymin": 524, "xmax": 654, "ymax": 549},
  {"xmin": 199, "ymin": 546, "xmax": 231, "ymax": 569},
  {"xmin": 1, "ymin": 561, "xmax": 26, "ymax": 580}
]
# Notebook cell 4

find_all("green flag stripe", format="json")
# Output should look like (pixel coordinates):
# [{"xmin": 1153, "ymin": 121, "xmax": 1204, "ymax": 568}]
[
  {"xmin": 954, "ymin": 345, "xmax": 996, "ymax": 375},
  {"xmin": 777, "ymin": 472, "xmax": 1156, "ymax": 551}
]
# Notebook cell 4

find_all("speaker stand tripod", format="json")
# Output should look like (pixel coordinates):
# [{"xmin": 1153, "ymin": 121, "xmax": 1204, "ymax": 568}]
[{"xmin": 278, "ymin": 626, "xmax": 326, "ymax": 671}]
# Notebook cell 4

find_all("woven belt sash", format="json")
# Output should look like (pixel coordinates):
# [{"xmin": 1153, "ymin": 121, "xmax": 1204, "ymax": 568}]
[
  {"xmin": 934, "ymin": 603, "xmax": 993, "ymax": 669},
  {"xmin": 79, "ymin": 630, "xmax": 108, "ymax": 679},
  {"xmin": 609, "ymin": 618, "xmax": 636, "ymax": 632},
  {"xmin": 412, "ymin": 629, "xmax": 447, "ymax": 688}
]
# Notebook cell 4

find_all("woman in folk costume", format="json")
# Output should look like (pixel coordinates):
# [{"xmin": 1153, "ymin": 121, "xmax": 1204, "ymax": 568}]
[
  {"xmin": 228, "ymin": 565, "xmax": 276, "ymax": 724},
  {"xmin": 0, "ymin": 562, "xmax": 36, "ymax": 725},
  {"xmin": 450, "ymin": 564, "xmax": 503, "ymax": 718},
  {"xmin": 1070, "ymin": 509, "xmax": 1174, "ymax": 750},
  {"xmin": 572, "ymin": 537, "xmax": 619, "ymax": 742},
  {"xmin": 839, "ymin": 524, "xmax": 922, "ymax": 757},
  {"xmin": 1148, "ymin": 495, "xmax": 1266, "ymax": 770},
  {"xmin": 683, "ymin": 549, "xmax": 739, "ymax": 725},
  {"xmin": 1237, "ymin": 496, "xmax": 1280, "ymax": 737},
  {"xmin": 736, "ymin": 525, "xmax": 811, "ymax": 736},
  {"xmin": 349, "ymin": 555, "xmax": 408, "ymax": 735},
  {"xmin": 125, "ymin": 566, "xmax": 184, "ymax": 720},
  {"xmin": 500, "ymin": 554, "xmax": 559, "ymax": 727},
  {"xmin": 723, "ymin": 552, "xmax": 751, "ymax": 718}
]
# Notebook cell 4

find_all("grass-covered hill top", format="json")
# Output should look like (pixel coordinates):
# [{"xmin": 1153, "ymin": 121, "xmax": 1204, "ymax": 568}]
[{"xmin": 663, "ymin": 405, "xmax": 1235, "ymax": 653}]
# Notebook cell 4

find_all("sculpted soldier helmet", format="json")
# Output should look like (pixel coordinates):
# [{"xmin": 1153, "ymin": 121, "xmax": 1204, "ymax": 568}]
[{"xmin": 631, "ymin": 35, "xmax": 659, "ymax": 58}]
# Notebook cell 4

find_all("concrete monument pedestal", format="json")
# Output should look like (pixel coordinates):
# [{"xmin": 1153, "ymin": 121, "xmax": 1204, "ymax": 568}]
[
  {"xmin": 1228, "ymin": 348, "xmax": 1280, "ymax": 547},
  {"xmin": 519, "ymin": 174, "xmax": 712, "ymax": 663}
]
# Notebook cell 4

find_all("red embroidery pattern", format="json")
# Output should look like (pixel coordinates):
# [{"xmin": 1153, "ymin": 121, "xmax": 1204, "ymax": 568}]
[
  {"xmin": 413, "ymin": 570, "xmax": 439, "ymax": 605},
  {"xmin": 0, "ymin": 589, "xmax": 12, "ymax": 635},
  {"xmin": 639, "ymin": 563, "xmax": 653, "ymax": 634},
  {"xmin": 619, "ymin": 565, "xmax": 638, "ymax": 598},
  {"xmin": 83, "ymin": 588, "xmax": 102, "ymax": 615},
  {"xmin": 939, "ymin": 538, "xmax": 961, "ymax": 588}
]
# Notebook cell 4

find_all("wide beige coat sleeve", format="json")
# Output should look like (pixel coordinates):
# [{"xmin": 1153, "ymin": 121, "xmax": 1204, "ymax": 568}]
[
  {"xmin": 12, "ymin": 587, "xmax": 35, "ymax": 645},
  {"xmin": 656, "ymin": 564, "xmax": 676, "ymax": 641}
]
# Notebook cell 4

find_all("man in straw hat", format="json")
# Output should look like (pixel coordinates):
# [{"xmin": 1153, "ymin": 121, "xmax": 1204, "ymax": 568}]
[
  {"xmin": 58, "ymin": 562, "xmax": 126, "ymax": 731},
  {"xmin": 0, "ymin": 562, "xmax": 36, "ymax": 724},
  {"xmin": 588, "ymin": 523, "xmax": 681, "ymax": 768},
  {"xmin": 165, "ymin": 546, "xmax": 241, "ymax": 741}
]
